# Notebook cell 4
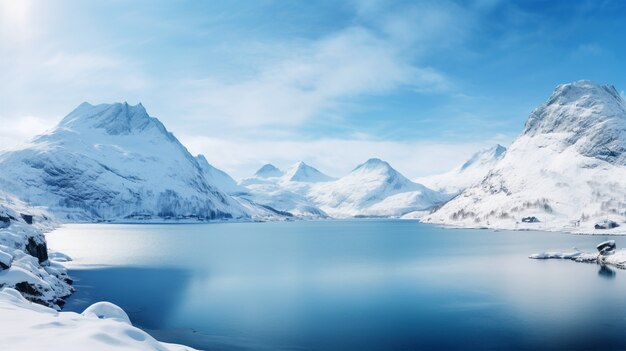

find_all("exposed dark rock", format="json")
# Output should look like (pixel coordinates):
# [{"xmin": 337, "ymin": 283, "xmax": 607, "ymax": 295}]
[
  {"xmin": 20, "ymin": 213, "xmax": 33, "ymax": 224},
  {"xmin": 26, "ymin": 237, "xmax": 49, "ymax": 263},
  {"xmin": 0, "ymin": 215, "xmax": 9, "ymax": 229},
  {"xmin": 597, "ymin": 240, "xmax": 616, "ymax": 254},
  {"xmin": 522, "ymin": 216, "xmax": 540, "ymax": 223},
  {"xmin": 595, "ymin": 220, "xmax": 620, "ymax": 230},
  {"xmin": 14, "ymin": 281, "xmax": 43, "ymax": 297}
]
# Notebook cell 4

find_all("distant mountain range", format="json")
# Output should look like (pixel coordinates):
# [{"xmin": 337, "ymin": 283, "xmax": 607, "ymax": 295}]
[{"xmin": 1, "ymin": 80, "xmax": 624, "ymax": 232}]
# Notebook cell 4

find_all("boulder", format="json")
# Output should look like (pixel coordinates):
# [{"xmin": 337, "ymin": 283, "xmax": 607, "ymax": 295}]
[
  {"xmin": 0, "ymin": 216, "xmax": 9, "ymax": 229},
  {"xmin": 595, "ymin": 220, "xmax": 620, "ymax": 230},
  {"xmin": 597, "ymin": 240, "xmax": 616, "ymax": 254},
  {"xmin": 521, "ymin": 216, "xmax": 540, "ymax": 223},
  {"xmin": 20, "ymin": 213, "xmax": 33, "ymax": 225},
  {"xmin": 26, "ymin": 237, "xmax": 49, "ymax": 264}
]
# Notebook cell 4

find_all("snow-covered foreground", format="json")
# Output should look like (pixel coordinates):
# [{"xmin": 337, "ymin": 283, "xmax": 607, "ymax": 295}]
[
  {"xmin": 0, "ymin": 199, "xmax": 198, "ymax": 351},
  {"xmin": 0, "ymin": 288, "xmax": 196, "ymax": 351},
  {"xmin": 0, "ymin": 200, "xmax": 72, "ymax": 309}
]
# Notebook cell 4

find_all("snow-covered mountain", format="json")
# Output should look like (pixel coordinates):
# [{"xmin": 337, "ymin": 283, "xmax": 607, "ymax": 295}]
[
  {"xmin": 254, "ymin": 164, "xmax": 283, "ymax": 178},
  {"xmin": 425, "ymin": 80, "xmax": 626, "ymax": 233},
  {"xmin": 309, "ymin": 158, "xmax": 448, "ymax": 218},
  {"xmin": 238, "ymin": 161, "xmax": 331, "ymax": 218},
  {"xmin": 416, "ymin": 144, "xmax": 506, "ymax": 194},
  {"xmin": 282, "ymin": 161, "xmax": 336, "ymax": 183},
  {"xmin": 0, "ymin": 102, "xmax": 249, "ymax": 222}
]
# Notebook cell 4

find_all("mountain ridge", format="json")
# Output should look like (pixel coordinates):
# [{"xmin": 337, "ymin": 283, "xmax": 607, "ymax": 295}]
[
  {"xmin": 425, "ymin": 80, "xmax": 626, "ymax": 233},
  {"xmin": 0, "ymin": 102, "xmax": 249, "ymax": 221}
]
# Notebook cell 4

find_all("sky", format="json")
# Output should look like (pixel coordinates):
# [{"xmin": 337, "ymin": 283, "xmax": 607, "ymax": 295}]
[{"xmin": 1, "ymin": 0, "xmax": 625, "ymax": 179}]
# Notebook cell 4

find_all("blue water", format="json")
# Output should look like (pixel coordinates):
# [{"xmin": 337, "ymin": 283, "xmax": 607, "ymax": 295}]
[{"xmin": 47, "ymin": 221, "xmax": 626, "ymax": 350}]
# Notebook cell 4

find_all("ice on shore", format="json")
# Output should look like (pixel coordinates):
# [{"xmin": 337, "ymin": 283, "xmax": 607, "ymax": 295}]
[{"xmin": 530, "ymin": 248, "xmax": 626, "ymax": 269}]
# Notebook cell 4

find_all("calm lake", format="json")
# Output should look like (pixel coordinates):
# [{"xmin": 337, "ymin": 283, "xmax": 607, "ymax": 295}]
[{"xmin": 47, "ymin": 220, "xmax": 626, "ymax": 350}]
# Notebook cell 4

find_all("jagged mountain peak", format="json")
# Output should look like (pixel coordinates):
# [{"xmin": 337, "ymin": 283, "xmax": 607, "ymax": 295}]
[
  {"xmin": 522, "ymin": 80, "xmax": 626, "ymax": 165},
  {"xmin": 283, "ymin": 161, "xmax": 334, "ymax": 183},
  {"xmin": 57, "ymin": 101, "xmax": 162, "ymax": 136},
  {"xmin": 0, "ymin": 102, "xmax": 250, "ymax": 221},
  {"xmin": 254, "ymin": 164, "xmax": 283, "ymax": 178},
  {"xmin": 523, "ymin": 80, "xmax": 626, "ymax": 136}
]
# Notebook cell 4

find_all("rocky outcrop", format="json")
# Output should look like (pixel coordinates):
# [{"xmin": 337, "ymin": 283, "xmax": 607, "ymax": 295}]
[
  {"xmin": 0, "ymin": 203, "xmax": 73, "ymax": 309},
  {"xmin": 26, "ymin": 236, "xmax": 48, "ymax": 263}
]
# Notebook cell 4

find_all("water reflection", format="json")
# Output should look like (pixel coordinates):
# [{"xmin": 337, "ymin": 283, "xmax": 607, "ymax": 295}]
[
  {"xmin": 65, "ymin": 267, "xmax": 192, "ymax": 329},
  {"xmin": 48, "ymin": 221, "xmax": 626, "ymax": 351},
  {"xmin": 598, "ymin": 265, "xmax": 617, "ymax": 279}
]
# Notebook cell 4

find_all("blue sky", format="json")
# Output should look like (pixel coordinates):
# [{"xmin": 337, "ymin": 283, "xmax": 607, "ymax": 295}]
[{"xmin": 1, "ymin": 0, "xmax": 625, "ymax": 178}]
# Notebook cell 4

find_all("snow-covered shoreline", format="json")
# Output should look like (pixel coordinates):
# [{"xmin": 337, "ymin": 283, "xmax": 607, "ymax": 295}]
[
  {"xmin": 529, "ymin": 247, "xmax": 626, "ymax": 270},
  {"xmin": 0, "ymin": 204, "xmax": 199, "ymax": 351},
  {"xmin": 0, "ymin": 287, "xmax": 197, "ymax": 351}
]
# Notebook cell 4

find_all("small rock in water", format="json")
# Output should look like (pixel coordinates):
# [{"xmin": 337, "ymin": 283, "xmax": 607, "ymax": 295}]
[{"xmin": 596, "ymin": 240, "xmax": 616, "ymax": 255}]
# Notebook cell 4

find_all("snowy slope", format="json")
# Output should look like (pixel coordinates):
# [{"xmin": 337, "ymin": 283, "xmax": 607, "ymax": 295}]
[
  {"xmin": 309, "ymin": 158, "xmax": 449, "ymax": 218},
  {"xmin": 0, "ymin": 288, "xmax": 196, "ymax": 351},
  {"xmin": 235, "ymin": 183, "xmax": 328, "ymax": 218},
  {"xmin": 196, "ymin": 155, "xmax": 243, "ymax": 194},
  {"xmin": 425, "ymin": 80, "xmax": 626, "ymax": 233},
  {"xmin": 0, "ymin": 102, "xmax": 249, "ymax": 222},
  {"xmin": 416, "ymin": 144, "xmax": 506, "ymax": 194}
]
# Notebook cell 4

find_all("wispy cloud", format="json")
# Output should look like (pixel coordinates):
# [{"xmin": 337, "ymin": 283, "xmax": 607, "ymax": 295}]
[{"xmin": 170, "ymin": 8, "xmax": 460, "ymax": 130}]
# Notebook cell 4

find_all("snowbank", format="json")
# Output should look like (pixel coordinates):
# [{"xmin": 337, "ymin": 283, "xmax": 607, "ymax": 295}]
[
  {"xmin": 530, "ymin": 248, "xmax": 626, "ymax": 269},
  {"xmin": 0, "ymin": 288, "xmax": 197, "ymax": 351}
]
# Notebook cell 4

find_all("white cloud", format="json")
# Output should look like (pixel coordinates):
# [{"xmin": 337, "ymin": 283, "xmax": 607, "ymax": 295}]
[
  {"xmin": 0, "ymin": 0, "xmax": 488, "ymax": 179},
  {"xmin": 171, "ymin": 24, "xmax": 451, "ymax": 129},
  {"xmin": 180, "ymin": 134, "xmax": 512, "ymax": 180}
]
